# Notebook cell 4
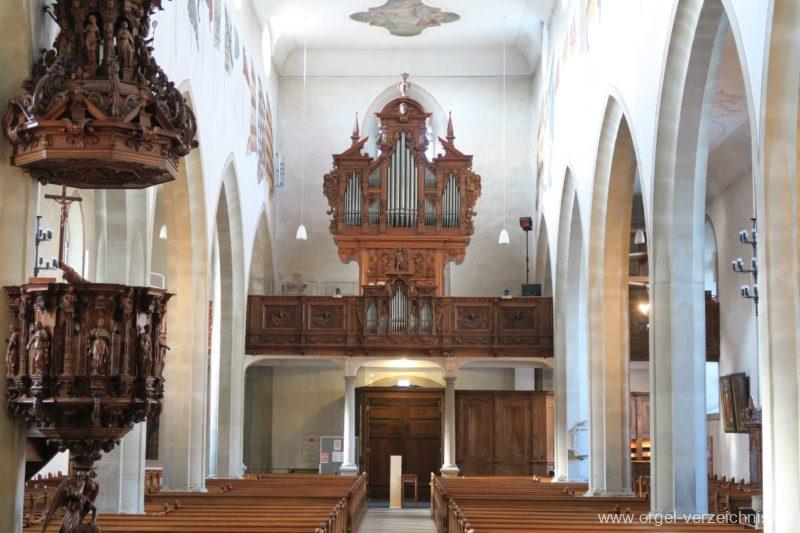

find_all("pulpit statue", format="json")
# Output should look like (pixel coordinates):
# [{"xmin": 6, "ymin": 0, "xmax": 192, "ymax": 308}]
[
  {"xmin": 84, "ymin": 15, "xmax": 101, "ymax": 66},
  {"xmin": 27, "ymin": 321, "xmax": 50, "ymax": 375},
  {"xmin": 5, "ymin": 324, "xmax": 19, "ymax": 376},
  {"xmin": 138, "ymin": 325, "xmax": 153, "ymax": 376},
  {"xmin": 88, "ymin": 319, "xmax": 112, "ymax": 376},
  {"xmin": 116, "ymin": 21, "xmax": 135, "ymax": 69}
]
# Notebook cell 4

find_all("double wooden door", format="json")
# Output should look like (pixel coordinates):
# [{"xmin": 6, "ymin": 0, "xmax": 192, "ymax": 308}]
[
  {"xmin": 356, "ymin": 388, "xmax": 442, "ymax": 500},
  {"xmin": 456, "ymin": 391, "xmax": 554, "ymax": 476}
]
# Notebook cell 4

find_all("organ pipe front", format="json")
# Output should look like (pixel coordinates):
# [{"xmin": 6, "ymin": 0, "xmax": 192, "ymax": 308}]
[{"xmin": 323, "ymin": 74, "xmax": 482, "ymax": 298}]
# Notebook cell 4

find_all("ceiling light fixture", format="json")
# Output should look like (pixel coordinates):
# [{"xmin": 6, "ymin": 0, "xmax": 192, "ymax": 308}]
[
  {"xmin": 296, "ymin": 21, "xmax": 308, "ymax": 241},
  {"xmin": 634, "ymin": 228, "xmax": 646, "ymax": 245}
]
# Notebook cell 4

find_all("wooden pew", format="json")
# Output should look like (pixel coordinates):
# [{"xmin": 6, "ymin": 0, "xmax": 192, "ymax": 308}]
[
  {"xmin": 26, "ymin": 473, "xmax": 367, "ymax": 533},
  {"xmin": 431, "ymin": 474, "xmax": 749, "ymax": 532}
]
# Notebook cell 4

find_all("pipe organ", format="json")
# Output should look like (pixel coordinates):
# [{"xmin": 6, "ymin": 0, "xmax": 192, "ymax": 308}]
[
  {"xmin": 323, "ymin": 74, "xmax": 482, "ymax": 304},
  {"xmin": 245, "ymin": 74, "xmax": 554, "ymax": 359}
]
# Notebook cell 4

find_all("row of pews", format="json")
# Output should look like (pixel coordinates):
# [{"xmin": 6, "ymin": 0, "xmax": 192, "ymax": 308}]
[
  {"xmin": 26, "ymin": 473, "xmax": 367, "ymax": 532},
  {"xmin": 431, "ymin": 474, "xmax": 755, "ymax": 532}
]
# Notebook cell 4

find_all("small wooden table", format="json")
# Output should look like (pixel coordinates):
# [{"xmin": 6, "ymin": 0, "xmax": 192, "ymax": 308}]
[{"xmin": 401, "ymin": 473, "xmax": 418, "ymax": 508}]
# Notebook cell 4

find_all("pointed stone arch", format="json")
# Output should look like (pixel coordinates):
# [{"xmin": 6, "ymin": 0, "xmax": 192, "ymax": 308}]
[
  {"xmin": 208, "ymin": 156, "xmax": 246, "ymax": 479},
  {"xmin": 534, "ymin": 214, "xmax": 553, "ymax": 297},
  {"xmin": 247, "ymin": 205, "xmax": 276, "ymax": 295},
  {"xmin": 758, "ymin": 0, "xmax": 800, "ymax": 528},
  {"xmin": 650, "ymin": 0, "xmax": 758, "ymax": 514},
  {"xmin": 156, "ymin": 88, "xmax": 210, "ymax": 491},
  {"xmin": 553, "ymin": 168, "xmax": 589, "ymax": 482},
  {"xmin": 586, "ymin": 96, "xmax": 641, "ymax": 496}
]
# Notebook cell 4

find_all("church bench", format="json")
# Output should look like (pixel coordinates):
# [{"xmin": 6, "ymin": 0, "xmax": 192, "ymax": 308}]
[
  {"xmin": 432, "ymin": 475, "xmax": 747, "ymax": 533},
  {"xmin": 28, "ymin": 473, "xmax": 366, "ymax": 533}
]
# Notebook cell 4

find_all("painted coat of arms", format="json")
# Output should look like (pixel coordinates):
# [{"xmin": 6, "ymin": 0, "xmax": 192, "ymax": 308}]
[{"xmin": 350, "ymin": 0, "xmax": 460, "ymax": 37}]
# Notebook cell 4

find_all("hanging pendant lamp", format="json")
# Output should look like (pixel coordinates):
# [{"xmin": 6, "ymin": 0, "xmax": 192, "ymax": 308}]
[
  {"xmin": 296, "ymin": 23, "xmax": 308, "ymax": 240},
  {"xmin": 498, "ymin": 21, "xmax": 510, "ymax": 246}
]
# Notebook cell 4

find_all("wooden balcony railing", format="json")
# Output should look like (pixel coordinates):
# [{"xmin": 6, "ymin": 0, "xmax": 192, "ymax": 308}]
[{"xmin": 245, "ymin": 295, "xmax": 554, "ymax": 358}]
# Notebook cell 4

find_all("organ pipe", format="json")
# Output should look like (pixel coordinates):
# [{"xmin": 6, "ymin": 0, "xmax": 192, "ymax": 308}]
[
  {"xmin": 388, "ymin": 133, "xmax": 418, "ymax": 228},
  {"xmin": 344, "ymin": 171, "xmax": 363, "ymax": 227}
]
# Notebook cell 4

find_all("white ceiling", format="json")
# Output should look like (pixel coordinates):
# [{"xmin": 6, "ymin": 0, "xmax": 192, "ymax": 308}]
[{"xmin": 251, "ymin": 0, "xmax": 553, "ymax": 76}]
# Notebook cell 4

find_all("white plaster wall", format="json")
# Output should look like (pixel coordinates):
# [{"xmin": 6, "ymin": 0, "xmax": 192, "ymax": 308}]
[
  {"xmin": 270, "ymin": 366, "xmax": 345, "ymax": 470},
  {"xmin": 274, "ymin": 75, "xmax": 535, "ymax": 295},
  {"xmin": 629, "ymin": 362, "xmax": 649, "ymax": 393},
  {"xmin": 457, "ymin": 367, "xmax": 516, "ymax": 390}
]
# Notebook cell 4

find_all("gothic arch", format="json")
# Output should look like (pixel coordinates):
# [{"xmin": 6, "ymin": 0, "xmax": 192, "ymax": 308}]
[
  {"xmin": 650, "ymin": 0, "xmax": 757, "ymax": 514},
  {"xmin": 156, "ymin": 88, "xmax": 210, "ymax": 491},
  {"xmin": 553, "ymin": 168, "xmax": 589, "ymax": 482},
  {"xmin": 758, "ymin": 0, "xmax": 800, "ymax": 529},
  {"xmin": 586, "ymin": 96, "xmax": 640, "ymax": 496},
  {"xmin": 208, "ymin": 157, "xmax": 246, "ymax": 479},
  {"xmin": 534, "ymin": 213, "xmax": 553, "ymax": 297},
  {"xmin": 247, "ymin": 205, "xmax": 276, "ymax": 295}
]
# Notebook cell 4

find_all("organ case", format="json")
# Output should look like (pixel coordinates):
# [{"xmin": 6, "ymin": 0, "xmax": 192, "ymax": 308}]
[{"xmin": 323, "ymin": 75, "xmax": 481, "ymax": 298}]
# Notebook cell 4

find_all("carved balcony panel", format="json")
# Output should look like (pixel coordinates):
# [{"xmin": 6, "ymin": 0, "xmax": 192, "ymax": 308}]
[
  {"xmin": 2, "ymin": 0, "xmax": 198, "ymax": 189},
  {"xmin": 246, "ymin": 294, "xmax": 553, "ymax": 359},
  {"xmin": 4, "ymin": 281, "xmax": 171, "ymax": 533}
]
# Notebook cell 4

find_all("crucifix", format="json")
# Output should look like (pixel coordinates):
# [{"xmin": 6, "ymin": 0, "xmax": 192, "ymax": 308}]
[{"xmin": 43, "ymin": 184, "xmax": 83, "ymax": 268}]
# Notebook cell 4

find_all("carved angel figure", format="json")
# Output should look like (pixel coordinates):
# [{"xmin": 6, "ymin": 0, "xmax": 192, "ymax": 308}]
[
  {"xmin": 27, "ymin": 321, "xmax": 50, "ymax": 375},
  {"xmin": 138, "ymin": 325, "xmax": 153, "ymax": 377},
  {"xmin": 84, "ymin": 15, "xmax": 101, "ymax": 66},
  {"xmin": 394, "ymin": 248, "xmax": 409, "ymax": 272},
  {"xmin": 42, "ymin": 470, "xmax": 100, "ymax": 533},
  {"xmin": 116, "ymin": 21, "xmax": 135, "ymax": 69},
  {"xmin": 88, "ymin": 319, "xmax": 112, "ymax": 376},
  {"xmin": 5, "ymin": 324, "xmax": 19, "ymax": 377}
]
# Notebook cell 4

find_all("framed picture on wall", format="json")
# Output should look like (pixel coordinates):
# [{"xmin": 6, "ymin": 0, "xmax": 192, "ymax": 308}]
[
  {"xmin": 719, "ymin": 375, "xmax": 737, "ymax": 433},
  {"xmin": 730, "ymin": 372, "xmax": 750, "ymax": 433}
]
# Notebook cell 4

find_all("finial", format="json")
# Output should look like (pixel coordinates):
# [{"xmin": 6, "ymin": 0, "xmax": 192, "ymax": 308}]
[
  {"xmin": 398, "ymin": 73, "xmax": 411, "ymax": 97},
  {"xmin": 351, "ymin": 112, "xmax": 360, "ymax": 144},
  {"xmin": 446, "ymin": 111, "xmax": 455, "ymax": 143}
]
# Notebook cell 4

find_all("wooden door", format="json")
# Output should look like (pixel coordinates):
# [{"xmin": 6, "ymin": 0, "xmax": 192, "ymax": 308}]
[
  {"xmin": 357, "ymin": 388, "xmax": 442, "ymax": 500},
  {"xmin": 496, "ymin": 396, "xmax": 530, "ymax": 475},
  {"xmin": 456, "ymin": 391, "xmax": 554, "ymax": 476},
  {"xmin": 456, "ymin": 393, "xmax": 495, "ymax": 476}
]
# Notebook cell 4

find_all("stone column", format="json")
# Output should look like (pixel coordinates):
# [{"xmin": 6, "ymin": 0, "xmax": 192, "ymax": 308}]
[
  {"xmin": 94, "ymin": 190, "xmax": 148, "ymax": 513},
  {"xmin": 339, "ymin": 373, "xmax": 359, "ymax": 476},
  {"xmin": 440, "ymin": 375, "xmax": 460, "ymax": 477},
  {"xmin": 95, "ymin": 423, "xmax": 147, "ymax": 514}
]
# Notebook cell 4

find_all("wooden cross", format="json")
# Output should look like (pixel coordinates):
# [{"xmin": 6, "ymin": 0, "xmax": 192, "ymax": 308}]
[{"xmin": 44, "ymin": 184, "xmax": 82, "ymax": 266}]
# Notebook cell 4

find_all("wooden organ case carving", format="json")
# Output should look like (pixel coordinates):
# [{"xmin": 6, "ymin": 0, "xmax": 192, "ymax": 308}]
[{"xmin": 323, "ymin": 75, "xmax": 481, "ymax": 298}]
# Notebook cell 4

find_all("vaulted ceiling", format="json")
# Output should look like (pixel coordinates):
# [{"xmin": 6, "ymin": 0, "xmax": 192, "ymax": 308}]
[{"xmin": 252, "ymin": 0, "xmax": 554, "ymax": 76}]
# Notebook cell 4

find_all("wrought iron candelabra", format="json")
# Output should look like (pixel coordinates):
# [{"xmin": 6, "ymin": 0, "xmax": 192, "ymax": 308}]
[{"xmin": 731, "ymin": 218, "xmax": 758, "ymax": 315}]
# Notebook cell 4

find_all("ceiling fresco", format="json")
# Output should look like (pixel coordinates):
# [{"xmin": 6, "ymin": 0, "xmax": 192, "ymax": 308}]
[{"xmin": 349, "ymin": 0, "xmax": 461, "ymax": 37}]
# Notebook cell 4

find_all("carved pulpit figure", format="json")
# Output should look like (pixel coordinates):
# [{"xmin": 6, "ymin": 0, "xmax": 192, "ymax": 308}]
[
  {"xmin": 158, "ymin": 341, "xmax": 170, "ymax": 377},
  {"xmin": 88, "ymin": 319, "xmax": 112, "ymax": 376},
  {"xmin": 116, "ymin": 21, "xmax": 135, "ymax": 70},
  {"xmin": 138, "ymin": 325, "xmax": 153, "ymax": 377},
  {"xmin": 5, "ymin": 324, "xmax": 19, "ymax": 377},
  {"xmin": 27, "ymin": 321, "xmax": 50, "ymax": 375},
  {"xmin": 84, "ymin": 15, "xmax": 101, "ymax": 66}
]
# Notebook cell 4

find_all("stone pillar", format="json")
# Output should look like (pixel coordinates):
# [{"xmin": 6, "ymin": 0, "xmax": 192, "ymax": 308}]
[
  {"xmin": 95, "ymin": 423, "xmax": 147, "ymax": 514},
  {"xmin": 94, "ymin": 190, "xmax": 148, "ymax": 513},
  {"xmin": 0, "ymin": 180, "xmax": 34, "ymax": 532},
  {"xmin": 440, "ymin": 375, "xmax": 460, "ymax": 477},
  {"xmin": 339, "ymin": 374, "xmax": 359, "ymax": 476}
]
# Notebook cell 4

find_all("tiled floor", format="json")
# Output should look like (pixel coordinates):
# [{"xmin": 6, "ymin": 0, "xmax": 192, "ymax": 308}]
[{"xmin": 358, "ymin": 508, "xmax": 437, "ymax": 532}]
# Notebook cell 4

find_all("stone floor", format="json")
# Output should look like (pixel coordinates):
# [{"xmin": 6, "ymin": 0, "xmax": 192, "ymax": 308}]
[{"xmin": 358, "ymin": 508, "xmax": 437, "ymax": 532}]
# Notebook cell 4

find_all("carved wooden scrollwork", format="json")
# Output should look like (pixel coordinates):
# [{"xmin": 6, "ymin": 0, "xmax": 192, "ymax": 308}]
[
  {"xmin": 2, "ymin": 0, "xmax": 198, "ymax": 189},
  {"xmin": 500, "ymin": 308, "xmax": 537, "ymax": 330}
]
